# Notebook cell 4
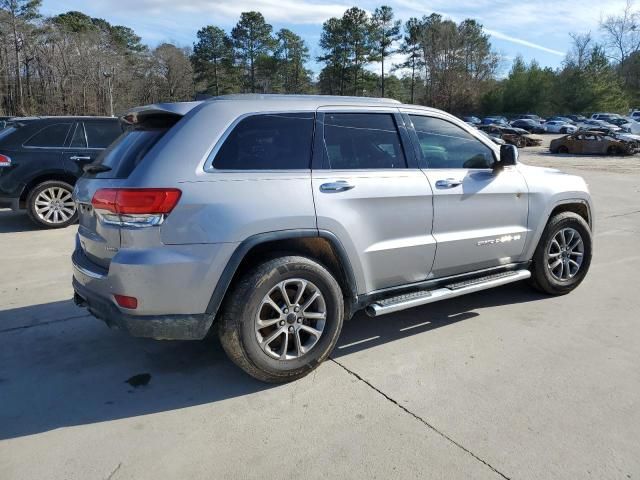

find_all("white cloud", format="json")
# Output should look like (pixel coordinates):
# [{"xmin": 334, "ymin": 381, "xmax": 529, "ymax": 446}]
[
  {"xmin": 207, "ymin": 0, "xmax": 349, "ymax": 24},
  {"xmin": 485, "ymin": 29, "xmax": 564, "ymax": 57}
]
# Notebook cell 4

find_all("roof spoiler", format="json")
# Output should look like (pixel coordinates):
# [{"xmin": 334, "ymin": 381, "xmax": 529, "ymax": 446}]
[{"xmin": 121, "ymin": 101, "xmax": 202, "ymax": 126}]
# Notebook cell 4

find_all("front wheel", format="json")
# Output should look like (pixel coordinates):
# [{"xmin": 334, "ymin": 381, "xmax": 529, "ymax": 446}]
[
  {"xmin": 218, "ymin": 256, "xmax": 344, "ymax": 383},
  {"xmin": 529, "ymin": 212, "xmax": 592, "ymax": 295}
]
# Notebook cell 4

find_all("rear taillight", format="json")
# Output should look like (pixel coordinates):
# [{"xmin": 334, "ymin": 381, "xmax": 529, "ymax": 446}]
[
  {"xmin": 92, "ymin": 188, "xmax": 181, "ymax": 227},
  {"xmin": 0, "ymin": 154, "xmax": 11, "ymax": 167}
]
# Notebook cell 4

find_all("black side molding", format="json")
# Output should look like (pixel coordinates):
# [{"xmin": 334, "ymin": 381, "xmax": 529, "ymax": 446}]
[{"xmin": 205, "ymin": 229, "xmax": 358, "ymax": 319}]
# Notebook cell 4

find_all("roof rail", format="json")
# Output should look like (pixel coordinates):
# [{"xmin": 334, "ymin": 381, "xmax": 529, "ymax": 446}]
[{"xmin": 204, "ymin": 94, "xmax": 401, "ymax": 105}]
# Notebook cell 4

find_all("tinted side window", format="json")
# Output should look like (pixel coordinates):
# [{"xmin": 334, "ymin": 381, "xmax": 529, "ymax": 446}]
[
  {"xmin": 410, "ymin": 116, "xmax": 494, "ymax": 169},
  {"xmin": 24, "ymin": 123, "xmax": 72, "ymax": 148},
  {"xmin": 213, "ymin": 113, "xmax": 314, "ymax": 170},
  {"xmin": 85, "ymin": 121, "xmax": 123, "ymax": 148},
  {"xmin": 323, "ymin": 113, "xmax": 406, "ymax": 169}
]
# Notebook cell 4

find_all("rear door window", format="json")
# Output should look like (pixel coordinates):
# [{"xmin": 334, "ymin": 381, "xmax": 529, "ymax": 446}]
[
  {"xmin": 212, "ymin": 113, "xmax": 314, "ymax": 170},
  {"xmin": 84, "ymin": 121, "xmax": 123, "ymax": 148},
  {"xmin": 321, "ymin": 113, "xmax": 407, "ymax": 169},
  {"xmin": 24, "ymin": 123, "xmax": 72, "ymax": 148}
]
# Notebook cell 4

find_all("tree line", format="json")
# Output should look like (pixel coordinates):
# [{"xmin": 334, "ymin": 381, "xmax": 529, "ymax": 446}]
[{"xmin": 0, "ymin": 0, "xmax": 637, "ymax": 117}]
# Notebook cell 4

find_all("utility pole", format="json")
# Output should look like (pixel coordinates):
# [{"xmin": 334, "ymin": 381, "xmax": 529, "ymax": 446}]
[{"xmin": 103, "ymin": 68, "xmax": 114, "ymax": 117}]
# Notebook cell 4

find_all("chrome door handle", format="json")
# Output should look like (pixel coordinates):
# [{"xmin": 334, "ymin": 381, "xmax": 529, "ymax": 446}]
[
  {"xmin": 70, "ymin": 156, "xmax": 92, "ymax": 161},
  {"xmin": 435, "ymin": 178, "xmax": 462, "ymax": 189},
  {"xmin": 320, "ymin": 180, "xmax": 355, "ymax": 193}
]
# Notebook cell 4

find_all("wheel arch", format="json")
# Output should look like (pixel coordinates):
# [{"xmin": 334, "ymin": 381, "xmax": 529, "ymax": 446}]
[
  {"xmin": 522, "ymin": 198, "xmax": 593, "ymax": 262},
  {"xmin": 19, "ymin": 171, "xmax": 78, "ymax": 208},
  {"xmin": 549, "ymin": 200, "xmax": 592, "ymax": 228},
  {"xmin": 205, "ymin": 230, "xmax": 359, "ymax": 324}
]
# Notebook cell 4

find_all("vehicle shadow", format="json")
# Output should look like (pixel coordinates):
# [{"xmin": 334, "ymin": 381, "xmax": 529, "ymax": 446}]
[
  {"xmin": 334, "ymin": 282, "xmax": 546, "ymax": 357},
  {"xmin": 0, "ymin": 283, "xmax": 546, "ymax": 440},
  {"xmin": 0, "ymin": 209, "xmax": 40, "ymax": 233}
]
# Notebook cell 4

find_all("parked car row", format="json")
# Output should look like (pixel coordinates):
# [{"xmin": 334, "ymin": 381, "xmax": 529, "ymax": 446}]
[{"xmin": 461, "ymin": 112, "xmax": 640, "ymax": 137}]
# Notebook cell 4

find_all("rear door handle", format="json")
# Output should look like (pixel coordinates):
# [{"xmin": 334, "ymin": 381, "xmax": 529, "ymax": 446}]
[
  {"xmin": 320, "ymin": 180, "xmax": 355, "ymax": 193},
  {"xmin": 70, "ymin": 156, "xmax": 92, "ymax": 161},
  {"xmin": 435, "ymin": 178, "xmax": 462, "ymax": 189}
]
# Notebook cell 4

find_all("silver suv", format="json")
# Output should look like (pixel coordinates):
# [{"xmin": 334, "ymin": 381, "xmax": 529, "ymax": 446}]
[{"xmin": 72, "ymin": 95, "xmax": 593, "ymax": 382}]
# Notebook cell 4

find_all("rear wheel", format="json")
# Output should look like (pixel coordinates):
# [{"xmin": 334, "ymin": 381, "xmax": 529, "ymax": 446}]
[
  {"xmin": 218, "ymin": 256, "xmax": 344, "ymax": 383},
  {"xmin": 529, "ymin": 212, "xmax": 592, "ymax": 295},
  {"xmin": 26, "ymin": 180, "xmax": 77, "ymax": 229}
]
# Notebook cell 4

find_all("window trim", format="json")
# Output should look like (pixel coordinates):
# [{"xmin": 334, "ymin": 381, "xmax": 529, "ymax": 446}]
[
  {"xmin": 312, "ymin": 110, "xmax": 417, "ymax": 170},
  {"xmin": 82, "ymin": 120, "xmax": 123, "ymax": 150},
  {"xmin": 22, "ymin": 122, "xmax": 74, "ymax": 150},
  {"xmin": 203, "ymin": 110, "xmax": 317, "ymax": 173},
  {"xmin": 69, "ymin": 122, "xmax": 88, "ymax": 149},
  {"xmin": 403, "ymin": 112, "xmax": 498, "ymax": 170}
]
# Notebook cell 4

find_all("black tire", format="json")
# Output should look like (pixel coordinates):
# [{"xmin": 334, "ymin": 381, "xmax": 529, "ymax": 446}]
[
  {"xmin": 26, "ymin": 180, "xmax": 78, "ymax": 229},
  {"xmin": 557, "ymin": 145, "xmax": 569, "ymax": 154},
  {"xmin": 218, "ymin": 256, "xmax": 344, "ymax": 383},
  {"xmin": 606, "ymin": 146, "xmax": 621, "ymax": 156},
  {"xmin": 529, "ymin": 212, "xmax": 592, "ymax": 295}
]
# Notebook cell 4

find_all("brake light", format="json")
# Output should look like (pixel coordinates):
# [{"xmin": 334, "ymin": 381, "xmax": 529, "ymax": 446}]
[
  {"xmin": 92, "ymin": 188, "xmax": 181, "ymax": 227},
  {"xmin": 0, "ymin": 154, "xmax": 11, "ymax": 167}
]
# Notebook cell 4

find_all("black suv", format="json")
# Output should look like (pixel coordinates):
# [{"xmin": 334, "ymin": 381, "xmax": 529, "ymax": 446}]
[{"xmin": 0, "ymin": 117, "xmax": 123, "ymax": 228}]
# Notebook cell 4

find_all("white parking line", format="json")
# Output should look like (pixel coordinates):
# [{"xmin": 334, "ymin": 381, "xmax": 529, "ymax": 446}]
[
  {"xmin": 399, "ymin": 321, "xmax": 432, "ymax": 332},
  {"xmin": 338, "ymin": 336, "xmax": 380, "ymax": 349}
]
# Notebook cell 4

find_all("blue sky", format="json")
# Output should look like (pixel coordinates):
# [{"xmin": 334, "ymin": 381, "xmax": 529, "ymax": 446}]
[{"xmin": 41, "ymin": 0, "xmax": 627, "ymax": 77}]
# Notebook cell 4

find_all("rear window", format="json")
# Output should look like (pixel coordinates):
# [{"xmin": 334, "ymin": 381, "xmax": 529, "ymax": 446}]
[
  {"xmin": 212, "ymin": 113, "xmax": 314, "ymax": 170},
  {"xmin": 87, "ymin": 129, "xmax": 165, "ymax": 179}
]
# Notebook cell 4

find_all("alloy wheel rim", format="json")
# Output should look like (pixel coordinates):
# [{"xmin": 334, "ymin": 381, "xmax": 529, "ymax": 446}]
[
  {"xmin": 35, "ymin": 187, "xmax": 76, "ymax": 224},
  {"xmin": 547, "ymin": 227, "xmax": 584, "ymax": 281},
  {"xmin": 255, "ymin": 278, "xmax": 327, "ymax": 360}
]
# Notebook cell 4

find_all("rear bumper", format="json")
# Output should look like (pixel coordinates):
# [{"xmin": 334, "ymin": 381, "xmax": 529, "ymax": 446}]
[
  {"xmin": 71, "ymin": 242, "xmax": 233, "ymax": 340},
  {"xmin": 73, "ymin": 278, "xmax": 213, "ymax": 340}
]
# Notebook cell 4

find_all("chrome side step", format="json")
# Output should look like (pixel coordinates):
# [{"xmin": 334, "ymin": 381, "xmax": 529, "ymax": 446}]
[{"xmin": 365, "ymin": 269, "xmax": 531, "ymax": 317}]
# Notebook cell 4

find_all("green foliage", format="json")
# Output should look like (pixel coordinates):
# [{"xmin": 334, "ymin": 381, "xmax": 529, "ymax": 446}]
[
  {"xmin": 371, "ymin": 6, "xmax": 401, "ymax": 96},
  {"xmin": 273, "ymin": 29, "xmax": 312, "ymax": 93},
  {"xmin": 231, "ymin": 11, "xmax": 274, "ymax": 93},
  {"xmin": 1, "ymin": 1, "xmax": 637, "ymax": 118},
  {"xmin": 484, "ymin": 45, "xmax": 629, "ymax": 116},
  {"xmin": 192, "ymin": 25, "xmax": 236, "ymax": 96},
  {"xmin": 318, "ymin": 7, "xmax": 375, "ymax": 96}
]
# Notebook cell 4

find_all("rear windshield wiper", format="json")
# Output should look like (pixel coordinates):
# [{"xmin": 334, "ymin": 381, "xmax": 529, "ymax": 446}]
[{"xmin": 83, "ymin": 164, "xmax": 112, "ymax": 174}]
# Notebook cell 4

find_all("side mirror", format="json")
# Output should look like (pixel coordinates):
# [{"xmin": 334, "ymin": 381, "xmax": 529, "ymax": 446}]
[{"xmin": 497, "ymin": 144, "xmax": 518, "ymax": 169}]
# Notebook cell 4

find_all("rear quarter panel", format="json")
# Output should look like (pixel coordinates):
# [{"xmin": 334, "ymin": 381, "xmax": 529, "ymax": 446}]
[{"xmin": 129, "ymin": 101, "xmax": 318, "ymax": 245}]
